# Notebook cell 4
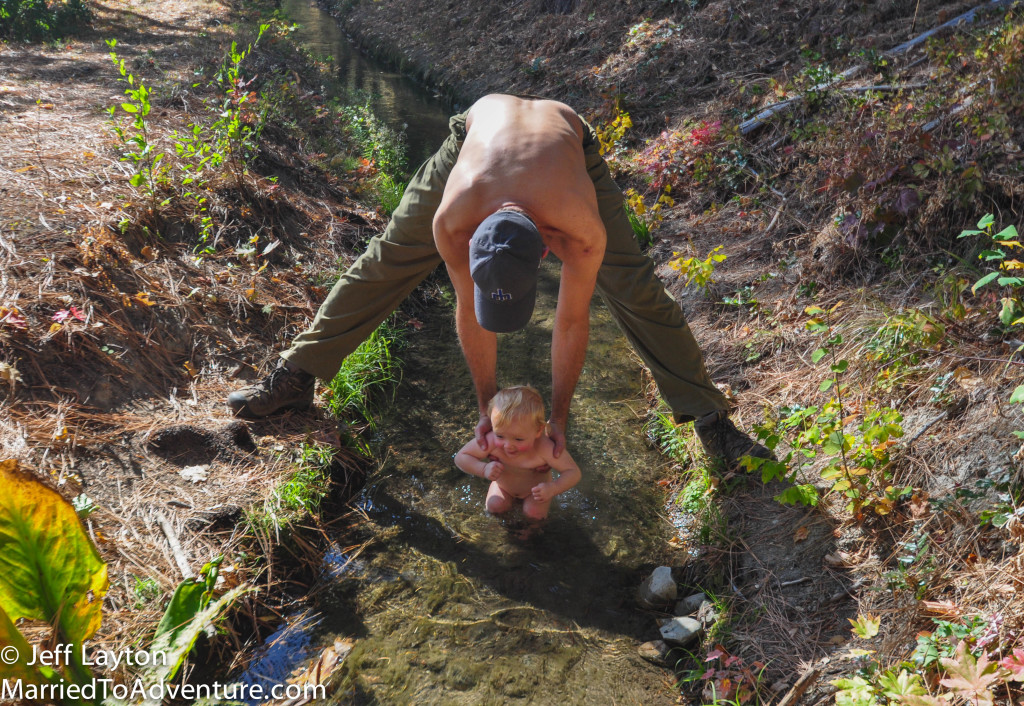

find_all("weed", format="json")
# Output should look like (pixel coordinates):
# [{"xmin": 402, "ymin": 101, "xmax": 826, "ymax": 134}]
[
  {"xmin": 133, "ymin": 576, "xmax": 160, "ymax": 608},
  {"xmin": 669, "ymin": 245, "xmax": 727, "ymax": 292},
  {"xmin": 247, "ymin": 442, "xmax": 333, "ymax": 535},
  {"xmin": 107, "ymin": 39, "xmax": 172, "ymax": 216},
  {"xmin": 745, "ymin": 304, "xmax": 911, "ymax": 517},
  {"xmin": 677, "ymin": 644, "xmax": 765, "ymax": 705},
  {"xmin": 959, "ymin": 212, "xmax": 1024, "ymax": 328},
  {"xmin": 373, "ymin": 173, "xmax": 407, "ymax": 216},
  {"xmin": 624, "ymin": 197, "xmax": 652, "ymax": 249},
  {"xmin": 596, "ymin": 105, "xmax": 632, "ymax": 160},
  {"xmin": 211, "ymin": 26, "xmax": 271, "ymax": 189},
  {"xmin": 339, "ymin": 98, "xmax": 408, "ymax": 180}
]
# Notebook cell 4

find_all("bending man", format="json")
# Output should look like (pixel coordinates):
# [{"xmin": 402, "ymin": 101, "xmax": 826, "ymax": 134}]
[{"xmin": 227, "ymin": 94, "xmax": 770, "ymax": 466}]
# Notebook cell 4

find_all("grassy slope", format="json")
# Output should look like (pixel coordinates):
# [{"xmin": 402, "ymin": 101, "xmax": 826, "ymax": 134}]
[{"xmin": 329, "ymin": 0, "xmax": 1024, "ymax": 702}]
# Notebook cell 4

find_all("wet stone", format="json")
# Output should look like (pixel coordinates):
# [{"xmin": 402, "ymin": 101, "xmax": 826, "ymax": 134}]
[
  {"xmin": 659, "ymin": 616, "xmax": 703, "ymax": 646},
  {"xmin": 637, "ymin": 566, "xmax": 677, "ymax": 608},
  {"xmin": 638, "ymin": 639, "xmax": 672, "ymax": 666}
]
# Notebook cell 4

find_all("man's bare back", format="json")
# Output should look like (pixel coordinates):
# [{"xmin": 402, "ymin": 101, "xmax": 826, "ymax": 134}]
[{"xmin": 434, "ymin": 95, "xmax": 605, "ymax": 261}]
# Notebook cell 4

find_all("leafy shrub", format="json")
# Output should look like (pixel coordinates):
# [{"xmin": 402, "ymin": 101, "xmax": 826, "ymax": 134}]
[{"xmin": 0, "ymin": 0, "xmax": 90, "ymax": 40}]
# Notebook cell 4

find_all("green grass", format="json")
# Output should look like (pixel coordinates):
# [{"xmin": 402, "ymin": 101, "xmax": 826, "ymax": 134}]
[
  {"xmin": 325, "ymin": 320, "xmax": 402, "ymax": 425},
  {"xmin": 246, "ymin": 442, "xmax": 333, "ymax": 535}
]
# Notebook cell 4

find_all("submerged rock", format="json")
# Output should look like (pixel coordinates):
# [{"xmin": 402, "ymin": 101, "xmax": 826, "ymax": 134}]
[
  {"xmin": 659, "ymin": 616, "xmax": 703, "ymax": 646},
  {"xmin": 637, "ymin": 640, "xmax": 672, "ymax": 666},
  {"xmin": 637, "ymin": 566, "xmax": 677, "ymax": 608}
]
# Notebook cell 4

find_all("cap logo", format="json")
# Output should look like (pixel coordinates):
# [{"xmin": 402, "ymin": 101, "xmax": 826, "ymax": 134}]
[{"xmin": 491, "ymin": 289, "xmax": 512, "ymax": 301}]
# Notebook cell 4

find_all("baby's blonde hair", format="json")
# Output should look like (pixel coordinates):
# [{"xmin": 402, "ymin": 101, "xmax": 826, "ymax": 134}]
[{"xmin": 488, "ymin": 385, "xmax": 546, "ymax": 429}]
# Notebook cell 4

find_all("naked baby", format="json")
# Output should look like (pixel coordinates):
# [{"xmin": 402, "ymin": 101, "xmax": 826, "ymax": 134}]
[{"xmin": 454, "ymin": 386, "xmax": 581, "ymax": 520}]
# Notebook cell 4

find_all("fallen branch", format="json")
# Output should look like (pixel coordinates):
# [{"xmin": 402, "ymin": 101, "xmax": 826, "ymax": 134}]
[
  {"xmin": 155, "ymin": 510, "xmax": 194, "ymax": 580},
  {"xmin": 776, "ymin": 667, "xmax": 819, "ymax": 706},
  {"xmin": 739, "ymin": 0, "xmax": 1012, "ymax": 135},
  {"xmin": 841, "ymin": 83, "xmax": 929, "ymax": 93}
]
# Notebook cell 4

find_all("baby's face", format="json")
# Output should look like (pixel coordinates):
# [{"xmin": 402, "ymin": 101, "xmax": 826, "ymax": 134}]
[{"xmin": 491, "ymin": 412, "xmax": 543, "ymax": 457}]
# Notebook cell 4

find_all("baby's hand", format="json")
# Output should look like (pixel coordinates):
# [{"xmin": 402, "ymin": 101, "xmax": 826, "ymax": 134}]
[
  {"xmin": 484, "ymin": 460, "xmax": 504, "ymax": 481},
  {"xmin": 531, "ymin": 482, "xmax": 554, "ymax": 503}
]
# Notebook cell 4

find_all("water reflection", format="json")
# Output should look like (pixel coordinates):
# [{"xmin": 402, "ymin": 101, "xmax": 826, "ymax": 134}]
[{"xmin": 279, "ymin": 0, "xmax": 453, "ymax": 166}]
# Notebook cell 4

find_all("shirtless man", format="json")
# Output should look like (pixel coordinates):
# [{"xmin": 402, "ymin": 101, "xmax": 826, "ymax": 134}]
[{"xmin": 228, "ymin": 94, "xmax": 770, "ymax": 467}]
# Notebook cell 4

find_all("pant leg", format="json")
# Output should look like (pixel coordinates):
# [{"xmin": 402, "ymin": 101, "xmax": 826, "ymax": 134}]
[
  {"xmin": 579, "ymin": 118, "xmax": 729, "ymax": 422},
  {"xmin": 283, "ymin": 113, "xmax": 469, "ymax": 380}
]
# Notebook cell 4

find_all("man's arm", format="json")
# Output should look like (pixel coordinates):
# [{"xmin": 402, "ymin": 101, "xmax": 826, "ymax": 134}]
[
  {"xmin": 547, "ymin": 245, "xmax": 603, "ymax": 455},
  {"xmin": 435, "ymin": 217, "xmax": 499, "ymax": 447}
]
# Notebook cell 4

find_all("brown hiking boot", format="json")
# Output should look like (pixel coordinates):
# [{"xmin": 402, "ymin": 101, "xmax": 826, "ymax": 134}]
[
  {"xmin": 694, "ymin": 410, "xmax": 774, "ymax": 468},
  {"xmin": 227, "ymin": 360, "xmax": 315, "ymax": 419}
]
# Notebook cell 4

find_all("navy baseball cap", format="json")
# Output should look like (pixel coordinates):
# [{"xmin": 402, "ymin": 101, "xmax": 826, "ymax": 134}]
[{"xmin": 469, "ymin": 209, "xmax": 545, "ymax": 333}]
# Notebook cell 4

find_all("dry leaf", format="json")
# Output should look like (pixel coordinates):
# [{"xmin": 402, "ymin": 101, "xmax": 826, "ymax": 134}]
[
  {"xmin": 179, "ymin": 465, "xmax": 209, "ymax": 483},
  {"xmin": 134, "ymin": 292, "xmax": 156, "ymax": 306},
  {"xmin": 793, "ymin": 526, "xmax": 809, "ymax": 543}
]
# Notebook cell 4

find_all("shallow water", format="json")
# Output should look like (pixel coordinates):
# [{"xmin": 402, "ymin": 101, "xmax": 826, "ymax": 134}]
[
  {"xmin": 309, "ymin": 264, "xmax": 679, "ymax": 704},
  {"xmin": 279, "ymin": 0, "xmax": 453, "ymax": 166}
]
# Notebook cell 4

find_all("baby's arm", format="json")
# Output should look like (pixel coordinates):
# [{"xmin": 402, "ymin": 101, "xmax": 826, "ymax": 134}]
[
  {"xmin": 454, "ymin": 438, "xmax": 503, "ymax": 481},
  {"xmin": 531, "ymin": 442, "xmax": 581, "ymax": 503}
]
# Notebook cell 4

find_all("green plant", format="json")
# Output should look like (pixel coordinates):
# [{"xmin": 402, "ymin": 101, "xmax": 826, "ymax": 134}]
[
  {"xmin": 107, "ymin": 39, "xmax": 172, "ymax": 216},
  {"xmin": 246, "ymin": 444, "xmax": 333, "ymax": 535},
  {"xmin": 133, "ymin": 576, "xmax": 161, "ymax": 608},
  {"xmin": 325, "ymin": 321, "xmax": 401, "ymax": 424},
  {"xmin": 0, "ymin": 0, "xmax": 90, "ymax": 40},
  {"xmin": 669, "ymin": 245, "xmax": 727, "ymax": 292},
  {"xmin": 339, "ymin": 98, "xmax": 408, "ymax": 180},
  {"xmin": 959, "ymin": 212, "xmax": 1024, "ymax": 328},
  {"xmin": 744, "ymin": 304, "xmax": 911, "ymax": 517},
  {"xmin": 625, "ymin": 199, "xmax": 652, "ymax": 249},
  {"xmin": 374, "ymin": 173, "xmax": 407, "ymax": 216},
  {"xmin": 211, "ymin": 25, "xmax": 271, "ymax": 189}
]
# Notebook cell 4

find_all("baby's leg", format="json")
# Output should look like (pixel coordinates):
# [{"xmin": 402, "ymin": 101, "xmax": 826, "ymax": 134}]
[
  {"xmin": 486, "ymin": 482, "xmax": 514, "ymax": 514},
  {"xmin": 522, "ymin": 495, "xmax": 551, "ymax": 521}
]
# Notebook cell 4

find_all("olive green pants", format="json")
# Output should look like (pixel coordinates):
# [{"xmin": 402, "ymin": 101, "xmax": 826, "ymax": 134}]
[{"xmin": 283, "ymin": 110, "xmax": 728, "ymax": 422}]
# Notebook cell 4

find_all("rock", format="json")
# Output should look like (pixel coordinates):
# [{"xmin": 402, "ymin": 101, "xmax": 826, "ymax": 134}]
[
  {"xmin": 637, "ymin": 566, "xmax": 677, "ymax": 608},
  {"xmin": 659, "ymin": 616, "xmax": 703, "ymax": 647},
  {"xmin": 674, "ymin": 592, "xmax": 707, "ymax": 616},
  {"xmin": 637, "ymin": 640, "xmax": 672, "ymax": 666}
]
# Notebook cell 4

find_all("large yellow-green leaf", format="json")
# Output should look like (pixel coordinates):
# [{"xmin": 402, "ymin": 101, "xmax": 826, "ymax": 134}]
[
  {"xmin": 0, "ymin": 460, "xmax": 108, "ymax": 644},
  {"xmin": 0, "ymin": 603, "xmax": 57, "ymax": 684}
]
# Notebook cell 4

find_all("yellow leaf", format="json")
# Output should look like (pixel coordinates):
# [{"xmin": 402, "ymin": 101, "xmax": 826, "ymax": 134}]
[
  {"xmin": 0, "ymin": 460, "xmax": 108, "ymax": 644},
  {"xmin": 48, "ymin": 322, "xmax": 62, "ymax": 334},
  {"xmin": 245, "ymin": 287, "xmax": 256, "ymax": 300},
  {"xmin": 849, "ymin": 613, "xmax": 881, "ymax": 639},
  {"xmin": 14, "ymin": 166, "xmax": 36, "ymax": 173},
  {"xmin": 134, "ymin": 292, "xmax": 155, "ymax": 306}
]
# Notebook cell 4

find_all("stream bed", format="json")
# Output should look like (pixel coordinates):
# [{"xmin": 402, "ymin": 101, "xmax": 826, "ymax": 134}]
[{"xmin": 245, "ymin": 2, "xmax": 685, "ymax": 703}]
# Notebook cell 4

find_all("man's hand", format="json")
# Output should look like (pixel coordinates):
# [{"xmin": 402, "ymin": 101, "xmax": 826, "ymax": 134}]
[
  {"xmin": 531, "ymin": 481, "xmax": 555, "ymax": 503},
  {"xmin": 475, "ymin": 413, "xmax": 492, "ymax": 450},
  {"xmin": 484, "ymin": 460, "xmax": 504, "ymax": 481},
  {"xmin": 546, "ymin": 419, "xmax": 566, "ymax": 458}
]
